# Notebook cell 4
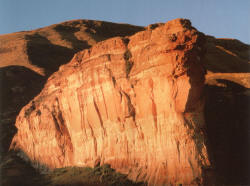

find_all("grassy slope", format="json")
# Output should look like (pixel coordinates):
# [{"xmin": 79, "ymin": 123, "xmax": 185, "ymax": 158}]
[
  {"xmin": 204, "ymin": 36, "xmax": 250, "ymax": 73},
  {"xmin": 0, "ymin": 19, "xmax": 144, "ymax": 76}
]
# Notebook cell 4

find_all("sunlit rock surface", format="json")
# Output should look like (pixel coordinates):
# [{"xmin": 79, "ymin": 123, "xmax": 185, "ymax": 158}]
[{"xmin": 10, "ymin": 19, "xmax": 211, "ymax": 185}]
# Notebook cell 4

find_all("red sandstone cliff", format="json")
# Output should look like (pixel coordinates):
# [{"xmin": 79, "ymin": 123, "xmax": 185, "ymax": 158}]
[
  {"xmin": 10, "ymin": 19, "xmax": 211, "ymax": 185},
  {"xmin": 0, "ymin": 20, "xmax": 144, "ymax": 160}
]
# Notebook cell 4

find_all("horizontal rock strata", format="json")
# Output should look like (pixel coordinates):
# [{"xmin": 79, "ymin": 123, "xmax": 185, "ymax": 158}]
[{"xmin": 10, "ymin": 18, "xmax": 211, "ymax": 185}]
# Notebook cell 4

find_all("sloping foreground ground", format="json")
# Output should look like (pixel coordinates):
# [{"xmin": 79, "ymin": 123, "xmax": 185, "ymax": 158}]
[
  {"xmin": 0, "ymin": 19, "xmax": 250, "ymax": 185},
  {"xmin": 1, "ymin": 152, "xmax": 145, "ymax": 186}
]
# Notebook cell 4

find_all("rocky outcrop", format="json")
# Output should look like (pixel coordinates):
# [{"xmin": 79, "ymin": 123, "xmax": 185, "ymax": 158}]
[
  {"xmin": 10, "ymin": 19, "xmax": 211, "ymax": 185},
  {"xmin": 0, "ymin": 20, "xmax": 144, "ymax": 159}
]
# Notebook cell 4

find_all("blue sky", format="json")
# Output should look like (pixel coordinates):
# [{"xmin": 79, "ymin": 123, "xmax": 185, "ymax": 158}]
[{"xmin": 0, "ymin": 0, "xmax": 249, "ymax": 44}]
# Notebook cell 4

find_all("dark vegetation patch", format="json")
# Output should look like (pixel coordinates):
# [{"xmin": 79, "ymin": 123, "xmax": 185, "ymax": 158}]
[
  {"xmin": 0, "ymin": 153, "xmax": 46, "ymax": 186},
  {"xmin": 46, "ymin": 164, "xmax": 146, "ymax": 186},
  {"xmin": 1, "ymin": 154, "xmax": 146, "ymax": 186}
]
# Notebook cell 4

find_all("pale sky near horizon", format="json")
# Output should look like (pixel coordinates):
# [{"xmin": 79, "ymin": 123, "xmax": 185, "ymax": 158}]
[{"xmin": 0, "ymin": 0, "xmax": 249, "ymax": 44}]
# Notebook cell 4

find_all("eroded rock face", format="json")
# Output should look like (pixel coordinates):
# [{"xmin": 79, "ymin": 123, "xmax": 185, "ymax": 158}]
[
  {"xmin": 10, "ymin": 19, "xmax": 211, "ymax": 185},
  {"xmin": 0, "ymin": 20, "xmax": 144, "ymax": 160}
]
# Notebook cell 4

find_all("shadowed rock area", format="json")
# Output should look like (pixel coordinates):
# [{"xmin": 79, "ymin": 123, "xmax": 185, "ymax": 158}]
[
  {"xmin": 205, "ymin": 74, "xmax": 250, "ymax": 185},
  {"xmin": 204, "ymin": 36, "xmax": 250, "ymax": 73},
  {"xmin": 0, "ymin": 66, "xmax": 46, "ymax": 158}
]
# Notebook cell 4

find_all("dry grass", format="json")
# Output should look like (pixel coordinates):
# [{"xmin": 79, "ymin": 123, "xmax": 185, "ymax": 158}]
[{"xmin": 0, "ymin": 19, "xmax": 144, "ymax": 76}]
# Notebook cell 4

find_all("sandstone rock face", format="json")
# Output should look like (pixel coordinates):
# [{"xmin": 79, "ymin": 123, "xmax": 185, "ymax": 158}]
[
  {"xmin": 0, "ymin": 20, "xmax": 143, "ymax": 159},
  {"xmin": 10, "ymin": 19, "xmax": 211, "ymax": 185}
]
